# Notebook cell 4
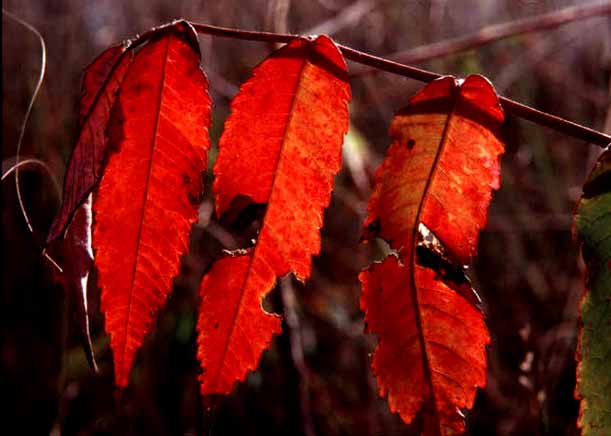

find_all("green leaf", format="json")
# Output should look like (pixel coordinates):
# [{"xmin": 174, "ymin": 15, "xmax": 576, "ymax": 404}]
[{"xmin": 575, "ymin": 146, "xmax": 611, "ymax": 436}]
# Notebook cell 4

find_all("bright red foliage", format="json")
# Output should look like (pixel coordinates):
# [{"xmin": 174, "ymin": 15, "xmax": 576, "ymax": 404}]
[
  {"xmin": 47, "ymin": 44, "xmax": 132, "ymax": 243},
  {"xmin": 93, "ymin": 22, "xmax": 211, "ymax": 388},
  {"xmin": 363, "ymin": 75, "xmax": 504, "ymax": 265},
  {"xmin": 197, "ymin": 254, "xmax": 281, "ymax": 394},
  {"xmin": 360, "ymin": 75, "xmax": 504, "ymax": 435},
  {"xmin": 197, "ymin": 35, "xmax": 350, "ymax": 395},
  {"xmin": 360, "ymin": 257, "xmax": 489, "ymax": 436}
]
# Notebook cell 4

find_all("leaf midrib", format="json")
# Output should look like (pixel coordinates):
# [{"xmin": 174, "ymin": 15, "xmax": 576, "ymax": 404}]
[
  {"xmin": 121, "ymin": 35, "xmax": 172, "ymax": 373},
  {"xmin": 210, "ymin": 44, "xmax": 311, "ymax": 392},
  {"xmin": 409, "ymin": 81, "xmax": 459, "ymax": 434}
]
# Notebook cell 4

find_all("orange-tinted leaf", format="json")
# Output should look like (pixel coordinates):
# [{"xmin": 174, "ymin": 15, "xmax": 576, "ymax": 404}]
[
  {"xmin": 363, "ymin": 75, "xmax": 504, "ymax": 265},
  {"xmin": 197, "ymin": 254, "xmax": 281, "ymax": 394},
  {"xmin": 197, "ymin": 35, "xmax": 350, "ymax": 395},
  {"xmin": 47, "ymin": 43, "xmax": 132, "ymax": 243},
  {"xmin": 93, "ymin": 22, "xmax": 211, "ymax": 388},
  {"xmin": 360, "ymin": 257, "xmax": 489, "ymax": 435},
  {"xmin": 361, "ymin": 75, "xmax": 504, "ymax": 434}
]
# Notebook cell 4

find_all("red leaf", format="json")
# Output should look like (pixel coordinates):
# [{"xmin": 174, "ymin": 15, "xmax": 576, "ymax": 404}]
[
  {"xmin": 93, "ymin": 22, "xmax": 211, "ymax": 388},
  {"xmin": 197, "ymin": 35, "xmax": 350, "ymax": 395},
  {"xmin": 363, "ymin": 75, "xmax": 504, "ymax": 265},
  {"xmin": 360, "ymin": 257, "xmax": 489, "ymax": 435},
  {"xmin": 47, "ymin": 43, "xmax": 132, "ymax": 243},
  {"xmin": 46, "ymin": 43, "xmax": 131, "ymax": 369},
  {"xmin": 197, "ymin": 254, "xmax": 280, "ymax": 394},
  {"xmin": 360, "ymin": 75, "xmax": 504, "ymax": 434},
  {"xmin": 79, "ymin": 44, "xmax": 126, "ymax": 122}
]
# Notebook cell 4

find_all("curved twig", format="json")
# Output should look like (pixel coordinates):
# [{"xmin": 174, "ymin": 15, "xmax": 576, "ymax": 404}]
[
  {"xmin": 2, "ymin": 158, "xmax": 62, "ymax": 198},
  {"xmin": 2, "ymin": 8, "xmax": 47, "ymax": 234},
  {"xmin": 2, "ymin": 10, "xmax": 64, "ymax": 272}
]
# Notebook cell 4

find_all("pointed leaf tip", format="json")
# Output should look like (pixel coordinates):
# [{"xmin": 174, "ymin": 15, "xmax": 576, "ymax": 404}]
[{"xmin": 93, "ymin": 23, "xmax": 211, "ymax": 387}]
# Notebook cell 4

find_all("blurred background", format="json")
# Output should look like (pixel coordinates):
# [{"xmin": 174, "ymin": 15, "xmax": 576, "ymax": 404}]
[{"xmin": 2, "ymin": 0, "xmax": 610, "ymax": 435}]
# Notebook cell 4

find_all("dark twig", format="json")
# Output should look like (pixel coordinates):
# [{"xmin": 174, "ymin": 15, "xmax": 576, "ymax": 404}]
[{"xmin": 191, "ymin": 21, "xmax": 611, "ymax": 147}]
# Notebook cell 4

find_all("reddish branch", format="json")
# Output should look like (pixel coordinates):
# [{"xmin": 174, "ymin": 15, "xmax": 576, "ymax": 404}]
[{"xmin": 190, "ymin": 3, "xmax": 611, "ymax": 147}]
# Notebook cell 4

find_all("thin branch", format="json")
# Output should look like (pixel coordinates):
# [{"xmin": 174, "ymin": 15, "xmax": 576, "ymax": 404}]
[
  {"xmin": 2, "ymin": 158, "xmax": 60, "ymax": 192},
  {"xmin": 2, "ymin": 8, "xmax": 47, "ymax": 234},
  {"xmin": 3, "ymin": 9, "xmax": 64, "ymax": 273},
  {"xmin": 350, "ymin": 1, "xmax": 611, "ymax": 75},
  {"xmin": 191, "ymin": 21, "xmax": 611, "ymax": 147}
]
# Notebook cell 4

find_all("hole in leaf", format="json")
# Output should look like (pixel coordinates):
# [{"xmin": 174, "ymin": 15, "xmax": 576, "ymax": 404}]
[{"xmin": 416, "ymin": 223, "xmax": 482, "ymax": 310}]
